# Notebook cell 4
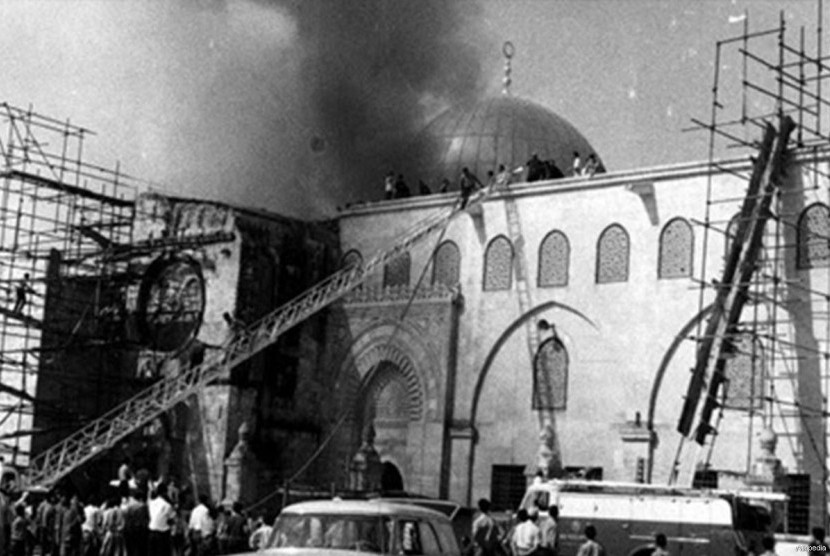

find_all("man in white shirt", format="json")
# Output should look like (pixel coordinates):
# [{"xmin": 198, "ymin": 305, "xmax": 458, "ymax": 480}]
[
  {"xmin": 249, "ymin": 516, "xmax": 273, "ymax": 551},
  {"xmin": 148, "ymin": 484, "xmax": 175, "ymax": 556},
  {"xmin": 188, "ymin": 494, "xmax": 213, "ymax": 555},
  {"xmin": 510, "ymin": 509, "xmax": 540, "ymax": 556}
]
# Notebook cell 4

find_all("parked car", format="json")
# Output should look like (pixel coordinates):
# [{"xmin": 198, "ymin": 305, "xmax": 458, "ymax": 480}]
[
  {"xmin": 234, "ymin": 498, "xmax": 461, "ymax": 556},
  {"xmin": 371, "ymin": 496, "xmax": 474, "ymax": 547}
]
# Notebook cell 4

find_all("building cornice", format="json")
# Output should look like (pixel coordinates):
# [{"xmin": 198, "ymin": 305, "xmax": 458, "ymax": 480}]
[{"xmin": 337, "ymin": 145, "xmax": 830, "ymax": 219}]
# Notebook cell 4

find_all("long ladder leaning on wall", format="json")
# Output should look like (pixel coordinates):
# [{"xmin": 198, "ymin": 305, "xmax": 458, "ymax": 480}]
[
  {"xmin": 502, "ymin": 194, "xmax": 550, "ymax": 427},
  {"xmin": 25, "ymin": 189, "xmax": 491, "ymax": 489},
  {"xmin": 669, "ymin": 115, "xmax": 795, "ymax": 486}
]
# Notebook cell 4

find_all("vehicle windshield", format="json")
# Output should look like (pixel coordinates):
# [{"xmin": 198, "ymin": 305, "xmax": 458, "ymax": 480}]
[
  {"xmin": 267, "ymin": 513, "xmax": 391, "ymax": 552},
  {"xmin": 733, "ymin": 498, "xmax": 782, "ymax": 533}
]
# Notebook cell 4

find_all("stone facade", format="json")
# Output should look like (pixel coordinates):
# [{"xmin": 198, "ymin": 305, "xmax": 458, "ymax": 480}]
[{"xmin": 322, "ymin": 153, "xmax": 830, "ymax": 522}]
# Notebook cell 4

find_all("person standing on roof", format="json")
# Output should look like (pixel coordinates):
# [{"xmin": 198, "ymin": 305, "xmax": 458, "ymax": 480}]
[
  {"xmin": 571, "ymin": 152, "xmax": 582, "ymax": 177},
  {"xmin": 471, "ymin": 499, "xmax": 502, "ymax": 556},
  {"xmin": 384, "ymin": 172, "xmax": 395, "ymax": 201},
  {"xmin": 459, "ymin": 167, "xmax": 483, "ymax": 209},
  {"xmin": 494, "ymin": 164, "xmax": 512, "ymax": 189},
  {"xmin": 525, "ymin": 154, "xmax": 545, "ymax": 182}
]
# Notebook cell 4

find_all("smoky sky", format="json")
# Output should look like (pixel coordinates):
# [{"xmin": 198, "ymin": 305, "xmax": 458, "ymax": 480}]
[
  {"xmin": 283, "ymin": 0, "xmax": 487, "ymax": 210},
  {"xmin": 0, "ymin": 1, "xmax": 487, "ymax": 219}
]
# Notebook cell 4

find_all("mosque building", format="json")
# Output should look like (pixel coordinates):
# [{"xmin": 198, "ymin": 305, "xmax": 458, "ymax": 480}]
[{"xmin": 5, "ymin": 17, "xmax": 830, "ymax": 539}]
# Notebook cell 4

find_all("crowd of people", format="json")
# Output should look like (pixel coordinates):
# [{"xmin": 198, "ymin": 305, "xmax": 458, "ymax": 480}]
[
  {"xmin": 381, "ymin": 151, "xmax": 606, "ymax": 204},
  {"xmin": 0, "ymin": 464, "xmax": 277, "ymax": 556}
]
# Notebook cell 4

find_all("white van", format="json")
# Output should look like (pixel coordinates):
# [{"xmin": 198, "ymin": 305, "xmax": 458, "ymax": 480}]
[{"xmin": 521, "ymin": 479, "xmax": 787, "ymax": 555}]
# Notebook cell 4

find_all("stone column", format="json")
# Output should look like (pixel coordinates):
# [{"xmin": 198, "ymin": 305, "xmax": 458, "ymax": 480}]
[
  {"xmin": 224, "ymin": 421, "xmax": 259, "ymax": 505},
  {"xmin": 746, "ymin": 427, "xmax": 785, "ymax": 491},
  {"xmin": 350, "ymin": 424, "xmax": 382, "ymax": 492}
]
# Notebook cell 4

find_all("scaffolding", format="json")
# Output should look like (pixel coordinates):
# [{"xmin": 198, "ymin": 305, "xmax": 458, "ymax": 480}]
[
  {"xmin": 0, "ymin": 103, "xmax": 141, "ymax": 466},
  {"xmin": 677, "ymin": 6, "xmax": 830, "ymax": 532}
]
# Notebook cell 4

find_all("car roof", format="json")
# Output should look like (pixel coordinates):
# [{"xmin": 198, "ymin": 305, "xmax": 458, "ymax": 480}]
[{"xmin": 280, "ymin": 499, "xmax": 451, "ymax": 520}]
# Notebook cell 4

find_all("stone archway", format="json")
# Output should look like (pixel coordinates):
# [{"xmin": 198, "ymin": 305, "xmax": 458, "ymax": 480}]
[
  {"xmin": 381, "ymin": 461, "xmax": 404, "ymax": 492},
  {"xmin": 358, "ymin": 360, "xmax": 419, "ymax": 489}
]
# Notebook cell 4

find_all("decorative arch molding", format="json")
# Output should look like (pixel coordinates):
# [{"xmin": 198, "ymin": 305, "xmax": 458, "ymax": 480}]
[{"xmin": 353, "ymin": 345, "xmax": 424, "ymax": 422}]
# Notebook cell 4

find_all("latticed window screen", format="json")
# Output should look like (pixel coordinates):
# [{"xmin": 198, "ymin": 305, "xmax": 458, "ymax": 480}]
[
  {"xmin": 383, "ymin": 252, "xmax": 411, "ymax": 288},
  {"xmin": 724, "ymin": 333, "xmax": 764, "ymax": 411},
  {"xmin": 538, "ymin": 231, "xmax": 569, "ymax": 287},
  {"xmin": 658, "ymin": 218, "xmax": 694, "ymax": 279},
  {"xmin": 596, "ymin": 224, "xmax": 629, "ymax": 283},
  {"xmin": 797, "ymin": 203, "xmax": 830, "ymax": 269},
  {"xmin": 483, "ymin": 236, "xmax": 513, "ymax": 291},
  {"xmin": 533, "ymin": 336, "xmax": 568, "ymax": 410},
  {"xmin": 341, "ymin": 249, "xmax": 363, "ymax": 269},
  {"xmin": 432, "ymin": 241, "xmax": 461, "ymax": 286}
]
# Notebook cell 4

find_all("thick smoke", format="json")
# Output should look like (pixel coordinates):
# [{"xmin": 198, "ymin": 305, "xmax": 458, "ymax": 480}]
[
  {"xmin": 0, "ymin": 1, "xmax": 485, "ymax": 218},
  {"xmin": 283, "ymin": 0, "xmax": 487, "ymax": 208}
]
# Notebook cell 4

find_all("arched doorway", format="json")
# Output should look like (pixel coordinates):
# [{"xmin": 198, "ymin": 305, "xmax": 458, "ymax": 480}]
[
  {"xmin": 359, "ymin": 361, "xmax": 418, "ymax": 491},
  {"xmin": 381, "ymin": 461, "xmax": 404, "ymax": 492}
]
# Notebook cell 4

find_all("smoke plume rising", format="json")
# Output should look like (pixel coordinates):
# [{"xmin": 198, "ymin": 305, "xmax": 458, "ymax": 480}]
[{"xmin": 0, "ymin": 1, "xmax": 486, "ymax": 218}]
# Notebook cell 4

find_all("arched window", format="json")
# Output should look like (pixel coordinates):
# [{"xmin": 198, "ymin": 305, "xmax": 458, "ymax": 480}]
[
  {"xmin": 483, "ymin": 236, "xmax": 513, "ymax": 291},
  {"xmin": 797, "ymin": 203, "xmax": 830, "ymax": 269},
  {"xmin": 383, "ymin": 252, "xmax": 411, "ymax": 288},
  {"xmin": 533, "ymin": 335, "xmax": 568, "ymax": 410},
  {"xmin": 659, "ymin": 218, "xmax": 694, "ymax": 279},
  {"xmin": 596, "ymin": 224, "xmax": 629, "ymax": 283},
  {"xmin": 538, "ymin": 230, "xmax": 569, "ymax": 287},
  {"xmin": 724, "ymin": 213, "xmax": 741, "ymax": 259},
  {"xmin": 432, "ymin": 241, "xmax": 461, "ymax": 286},
  {"xmin": 724, "ymin": 333, "xmax": 764, "ymax": 411},
  {"xmin": 341, "ymin": 249, "xmax": 363, "ymax": 270}
]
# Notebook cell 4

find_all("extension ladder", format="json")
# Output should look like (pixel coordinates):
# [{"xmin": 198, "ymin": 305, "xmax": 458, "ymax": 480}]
[
  {"xmin": 25, "ymin": 189, "xmax": 490, "ymax": 488},
  {"xmin": 670, "ymin": 116, "xmax": 794, "ymax": 486}
]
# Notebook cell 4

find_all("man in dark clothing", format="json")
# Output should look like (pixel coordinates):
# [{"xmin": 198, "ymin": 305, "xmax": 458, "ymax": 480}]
[
  {"xmin": 525, "ymin": 154, "xmax": 545, "ymax": 182},
  {"xmin": 471, "ymin": 499, "xmax": 502, "ymax": 556},
  {"xmin": 56, "ymin": 493, "xmax": 83, "ymax": 556},
  {"xmin": 418, "ymin": 180, "xmax": 432, "ymax": 195},
  {"xmin": 394, "ymin": 175, "xmax": 411, "ymax": 199},
  {"xmin": 224, "ymin": 502, "xmax": 249, "ymax": 554},
  {"xmin": 459, "ymin": 168, "xmax": 483, "ymax": 209},
  {"xmin": 123, "ymin": 489, "xmax": 149, "ymax": 556},
  {"xmin": 12, "ymin": 273, "xmax": 31, "ymax": 314},
  {"xmin": 544, "ymin": 160, "xmax": 564, "ymax": 180},
  {"xmin": 810, "ymin": 527, "xmax": 830, "ymax": 549},
  {"xmin": 37, "ymin": 493, "xmax": 57, "ymax": 556}
]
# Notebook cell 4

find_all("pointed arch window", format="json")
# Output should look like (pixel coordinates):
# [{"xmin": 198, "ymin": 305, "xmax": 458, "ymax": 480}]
[
  {"xmin": 797, "ymin": 203, "xmax": 830, "ymax": 269},
  {"xmin": 432, "ymin": 241, "xmax": 461, "ymax": 287},
  {"xmin": 533, "ymin": 335, "xmax": 568, "ymax": 410},
  {"xmin": 596, "ymin": 224, "xmax": 629, "ymax": 283},
  {"xmin": 538, "ymin": 230, "xmax": 569, "ymax": 287},
  {"xmin": 383, "ymin": 252, "xmax": 411, "ymax": 288},
  {"xmin": 483, "ymin": 236, "xmax": 513, "ymax": 291},
  {"xmin": 659, "ymin": 218, "xmax": 694, "ymax": 279},
  {"xmin": 724, "ymin": 333, "xmax": 764, "ymax": 411}
]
